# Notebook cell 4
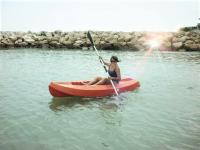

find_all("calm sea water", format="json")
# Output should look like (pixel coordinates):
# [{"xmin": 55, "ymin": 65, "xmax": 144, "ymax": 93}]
[{"xmin": 0, "ymin": 49, "xmax": 200, "ymax": 150}]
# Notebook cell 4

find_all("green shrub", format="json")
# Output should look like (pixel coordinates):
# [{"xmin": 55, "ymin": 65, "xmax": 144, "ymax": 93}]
[{"xmin": 179, "ymin": 26, "xmax": 197, "ymax": 32}]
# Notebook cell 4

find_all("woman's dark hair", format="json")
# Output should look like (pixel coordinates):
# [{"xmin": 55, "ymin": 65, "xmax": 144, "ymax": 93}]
[{"xmin": 110, "ymin": 56, "xmax": 120, "ymax": 62}]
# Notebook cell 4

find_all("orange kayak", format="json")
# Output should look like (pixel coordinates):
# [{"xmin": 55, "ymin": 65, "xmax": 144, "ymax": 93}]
[{"xmin": 49, "ymin": 77, "xmax": 140, "ymax": 97}]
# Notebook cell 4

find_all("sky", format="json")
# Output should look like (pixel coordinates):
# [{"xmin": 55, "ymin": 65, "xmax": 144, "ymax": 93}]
[{"xmin": 0, "ymin": 0, "xmax": 199, "ymax": 32}]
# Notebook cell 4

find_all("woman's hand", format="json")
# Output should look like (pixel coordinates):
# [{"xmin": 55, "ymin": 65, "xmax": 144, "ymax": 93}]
[
  {"xmin": 99, "ymin": 57, "xmax": 110, "ymax": 66},
  {"xmin": 108, "ymin": 76, "xmax": 114, "ymax": 80}
]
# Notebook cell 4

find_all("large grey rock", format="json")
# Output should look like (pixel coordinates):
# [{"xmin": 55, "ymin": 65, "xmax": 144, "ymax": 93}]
[
  {"xmin": 121, "ymin": 42, "xmax": 126, "ymax": 46},
  {"xmin": 49, "ymin": 41, "xmax": 60, "ymax": 46},
  {"xmin": 19, "ymin": 42, "xmax": 28, "ymax": 47},
  {"xmin": 51, "ymin": 36, "xmax": 59, "ymax": 41},
  {"xmin": 100, "ymin": 41, "xmax": 106, "ymax": 45},
  {"xmin": 64, "ymin": 35, "xmax": 69, "ymax": 40},
  {"xmin": 37, "ymin": 36, "xmax": 46, "ymax": 41},
  {"xmin": 1, "ymin": 39, "xmax": 9, "ymax": 44},
  {"xmin": 113, "ymin": 35, "xmax": 118, "ymax": 39},
  {"xmin": 62, "ymin": 41, "xmax": 73, "ymax": 48},
  {"xmin": 184, "ymin": 43, "xmax": 199, "ymax": 51},
  {"xmin": 101, "ymin": 43, "xmax": 112, "ymax": 50},
  {"xmin": 124, "ymin": 34, "xmax": 132, "ymax": 42},
  {"xmin": 110, "ymin": 38, "xmax": 117, "ymax": 44},
  {"xmin": 24, "ymin": 37, "xmax": 35, "ymax": 43},
  {"xmin": 59, "ymin": 37, "xmax": 67, "ymax": 44},
  {"xmin": 161, "ymin": 41, "xmax": 172, "ymax": 50},
  {"xmin": 39, "ymin": 40, "xmax": 48, "ymax": 45},
  {"xmin": 184, "ymin": 40, "xmax": 194, "ymax": 45},
  {"xmin": 172, "ymin": 42, "xmax": 183, "ymax": 49},
  {"xmin": 178, "ymin": 36, "xmax": 189, "ymax": 42},
  {"xmin": 194, "ymin": 39, "xmax": 200, "ymax": 43},
  {"xmin": 9, "ymin": 36, "xmax": 17, "ymax": 42},
  {"xmin": 104, "ymin": 36, "xmax": 113, "ymax": 42},
  {"xmin": 68, "ymin": 37, "xmax": 76, "ymax": 43},
  {"xmin": 118, "ymin": 37, "xmax": 124, "ymax": 42},
  {"xmin": 75, "ymin": 40, "xmax": 84, "ymax": 45},
  {"xmin": 73, "ymin": 40, "xmax": 84, "ymax": 48},
  {"xmin": 94, "ymin": 38, "xmax": 101, "ymax": 45},
  {"xmin": 15, "ymin": 39, "xmax": 23, "ymax": 43}
]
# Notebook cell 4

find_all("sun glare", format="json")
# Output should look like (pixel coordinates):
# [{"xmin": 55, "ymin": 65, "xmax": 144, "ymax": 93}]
[{"xmin": 148, "ymin": 40, "xmax": 160, "ymax": 48}]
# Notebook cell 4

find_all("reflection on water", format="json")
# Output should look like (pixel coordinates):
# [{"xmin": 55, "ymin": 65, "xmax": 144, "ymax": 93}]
[
  {"xmin": 49, "ymin": 97, "xmax": 97, "ymax": 111},
  {"xmin": 49, "ymin": 96, "xmax": 123, "ymax": 112}
]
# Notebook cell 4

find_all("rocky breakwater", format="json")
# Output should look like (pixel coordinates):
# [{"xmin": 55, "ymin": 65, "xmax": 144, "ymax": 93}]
[
  {"xmin": 0, "ymin": 31, "xmax": 148, "ymax": 50},
  {"xmin": 161, "ymin": 28, "xmax": 200, "ymax": 51},
  {"xmin": 0, "ymin": 29, "xmax": 199, "ymax": 51}
]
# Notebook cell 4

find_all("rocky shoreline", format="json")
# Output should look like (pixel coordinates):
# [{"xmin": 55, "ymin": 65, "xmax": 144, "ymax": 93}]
[{"xmin": 0, "ymin": 28, "xmax": 199, "ymax": 51}]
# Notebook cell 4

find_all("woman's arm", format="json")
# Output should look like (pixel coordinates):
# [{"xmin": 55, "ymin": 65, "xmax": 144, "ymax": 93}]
[
  {"xmin": 103, "ymin": 61, "xmax": 110, "ymax": 66},
  {"xmin": 99, "ymin": 57, "xmax": 110, "ymax": 66},
  {"xmin": 115, "ymin": 67, "xmax": 121, "ymax": 80}
]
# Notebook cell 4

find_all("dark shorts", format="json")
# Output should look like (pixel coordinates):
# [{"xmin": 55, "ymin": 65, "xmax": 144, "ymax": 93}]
[{"xmin": 112, "ymin": 79, "xmax": 120, "ymax": 84}]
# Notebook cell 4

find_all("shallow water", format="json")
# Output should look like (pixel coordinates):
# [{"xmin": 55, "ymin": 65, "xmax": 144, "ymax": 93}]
[{"xmin": 0, "ymin": 49, "xmax": 200, "ymax": 150}]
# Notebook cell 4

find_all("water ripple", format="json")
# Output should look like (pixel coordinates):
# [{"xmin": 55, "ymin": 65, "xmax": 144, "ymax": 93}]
[{"xmin": 0, "ymin": 49, "xmax": 200, "ymax": 150}]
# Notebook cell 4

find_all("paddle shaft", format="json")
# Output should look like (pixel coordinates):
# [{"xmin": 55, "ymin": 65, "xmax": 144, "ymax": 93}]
[
  {"xmin": 93, "ymin": 45, "xmax": 107, "ymax": 72},
  {"xmin": 87, "ymin": 32, "xmax": 119, "ymax": 96}
]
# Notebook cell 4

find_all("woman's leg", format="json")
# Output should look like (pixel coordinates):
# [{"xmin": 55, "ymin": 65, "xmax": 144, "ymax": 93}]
[
  {"xmin": 87, "ymin": 76, "xmax": 102, "ymax": 85},
  {"xmin": 94, "ymin": 77, "xmax": 110, "ymax": 85}
]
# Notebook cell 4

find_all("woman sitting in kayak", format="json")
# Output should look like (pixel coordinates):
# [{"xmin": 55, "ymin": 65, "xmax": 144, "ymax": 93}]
[{"xmin": 83, "ymin": 56, "xmax": 121, "ymax": 85}]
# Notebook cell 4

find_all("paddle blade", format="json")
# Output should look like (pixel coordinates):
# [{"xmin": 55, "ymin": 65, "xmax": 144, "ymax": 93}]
[{"xmin": 87, "ymin": 31, "xmax": 94, "ymax": 46}]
